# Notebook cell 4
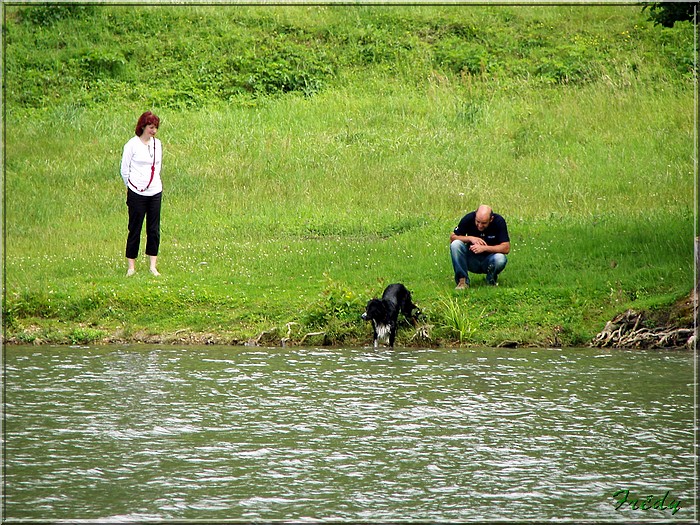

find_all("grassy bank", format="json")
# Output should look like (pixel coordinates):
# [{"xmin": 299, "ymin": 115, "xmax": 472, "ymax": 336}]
[{"xmin": 2, "ymin": 4, "xmax": 696, "ymax": 347}]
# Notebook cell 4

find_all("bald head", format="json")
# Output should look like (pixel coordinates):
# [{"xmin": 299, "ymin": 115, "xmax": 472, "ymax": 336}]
[
  {"xmin": 474, "ymin": 205, "xmax": 494, "ymax": 232},
  {"xmin": 476, "ymin": 205, "xmax": 492, "ymax": 219}
]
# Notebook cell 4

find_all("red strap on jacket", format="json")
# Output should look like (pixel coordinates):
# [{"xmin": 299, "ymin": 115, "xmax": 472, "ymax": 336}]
[{"xmin": 128, "ymin": 140, "xmax": 156, "ymax": 192}]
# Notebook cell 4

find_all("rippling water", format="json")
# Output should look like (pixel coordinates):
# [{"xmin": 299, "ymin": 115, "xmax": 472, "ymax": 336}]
[{"xmin": 3, "ymin": 345, "xmax": 696, "ymax": 521}]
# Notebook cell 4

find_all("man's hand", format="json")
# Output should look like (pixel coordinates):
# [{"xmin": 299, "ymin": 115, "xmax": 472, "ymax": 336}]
[{"xmin": 469, "ymin": 243, "xmax": 489, "ymax": 254}]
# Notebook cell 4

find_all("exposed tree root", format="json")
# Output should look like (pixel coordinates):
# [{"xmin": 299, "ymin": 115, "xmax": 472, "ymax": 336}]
[
  {"xmin": 410, "ymin": 324, "xmax": 434, "ymax": 343},
  {"xmin": 591, "ymin": 309, "xmax": 695, "ymax": 349},
  {"xmin": 246, "ymin": 323, "xmax": 328, "ymax": 347}
]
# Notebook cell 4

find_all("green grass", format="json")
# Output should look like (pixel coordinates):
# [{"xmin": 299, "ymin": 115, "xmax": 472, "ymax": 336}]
[{"xmin": 2, "ymin": 4, "xmax": 695, "ymax": 347}]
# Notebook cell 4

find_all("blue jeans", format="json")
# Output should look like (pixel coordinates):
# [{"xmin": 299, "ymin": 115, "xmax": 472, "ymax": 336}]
[{"xmin": 450, "ymin": 240, "xmax": 507, "ymax": 285}]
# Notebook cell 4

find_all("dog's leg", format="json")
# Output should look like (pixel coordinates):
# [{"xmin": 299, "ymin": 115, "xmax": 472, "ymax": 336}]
[{"xmin": 389, "ymin": 323, "xmax": 396, "ymax": 348}]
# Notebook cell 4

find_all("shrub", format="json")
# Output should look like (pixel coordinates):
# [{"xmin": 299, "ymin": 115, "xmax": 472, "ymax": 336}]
[
  {"xmin": 433, "ymin": 36, "xmax": 491, "ymax": 76},
  {"xmin": 643, "ymin": 2, "xmax": 696, "ymax": 28},
  {"xmin": 20, "ymin": 3, "xmax": 95, "ymax": 26},
  {"xmin": 67, "ymin": 327, "xmax": 106, "ymax": 345},
  {"xmin": 76, "ymin": 49, "xmax": 127, "ymax": 79},
  {"xmin": 302, "ymin": 277, "xmax": 365, "ymax": 328}
]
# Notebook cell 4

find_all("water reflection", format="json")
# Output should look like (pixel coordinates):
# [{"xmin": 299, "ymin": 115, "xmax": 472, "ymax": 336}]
[{"xmin": 4, "ymin": 345, "xmax": 695, "ymax": 521}]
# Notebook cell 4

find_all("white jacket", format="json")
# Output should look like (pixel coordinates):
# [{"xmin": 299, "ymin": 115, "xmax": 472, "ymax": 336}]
[{"xmin": 120, "ymin": 136, "xmax": 162, "ymax": 196}]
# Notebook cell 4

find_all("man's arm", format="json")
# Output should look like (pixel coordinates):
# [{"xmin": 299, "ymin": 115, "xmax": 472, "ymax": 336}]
[
  {"xmin": 469, "ymin": 241, "xmax": 510, "ymax": 255},
  {"xmin": 450, "ymin": 232, "xmax": 487, "ymax": 245}
]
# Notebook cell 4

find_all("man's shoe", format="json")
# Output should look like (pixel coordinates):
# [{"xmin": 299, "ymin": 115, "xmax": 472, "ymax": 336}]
[
  {"xmin": 455, "ymin": 278, "xmax": 469, "ymax": 290},
  {"xmin": 486, "ymin": 265, "xmax": 498, "ymax": 286}
]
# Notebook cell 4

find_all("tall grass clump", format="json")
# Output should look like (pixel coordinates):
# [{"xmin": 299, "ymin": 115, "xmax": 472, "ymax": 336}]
[
  {"xmin": 2, "ymin": 4, "xmax": 695, "ymax": 347},
  {"xmin": 437, "ymin": 297, "xmax": 486, "ymax": 345}
]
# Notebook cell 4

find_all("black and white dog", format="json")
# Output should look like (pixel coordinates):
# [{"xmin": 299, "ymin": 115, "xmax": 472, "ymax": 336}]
[{"xmin": 361, "ymin": 283, "xmax": 421, "ymax": 348}]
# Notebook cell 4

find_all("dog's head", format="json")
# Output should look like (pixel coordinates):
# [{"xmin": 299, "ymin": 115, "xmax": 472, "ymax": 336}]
[
  {"xmin": 411, "ymin": 305, "xmax": 423, "ymax": 320},
  {"xmin": 361, "ymin": 298, "xmax": 386, "ymax": 322}
]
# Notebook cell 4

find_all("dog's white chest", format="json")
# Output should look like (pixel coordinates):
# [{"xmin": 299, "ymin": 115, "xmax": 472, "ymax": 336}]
[{"xmin": 374, "ymin": 323, "xmax": 391, "ymax": 344}]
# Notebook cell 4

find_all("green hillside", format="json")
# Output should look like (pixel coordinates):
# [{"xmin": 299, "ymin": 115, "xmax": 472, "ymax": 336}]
[{"xmin": 2, "ymin": 4, "xmax": 696, "ymax": 347}]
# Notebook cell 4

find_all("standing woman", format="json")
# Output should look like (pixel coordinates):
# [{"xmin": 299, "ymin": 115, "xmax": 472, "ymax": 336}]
[{"xmin": 120, "ymin": 111, "xmax": 163, "ymax": 277}]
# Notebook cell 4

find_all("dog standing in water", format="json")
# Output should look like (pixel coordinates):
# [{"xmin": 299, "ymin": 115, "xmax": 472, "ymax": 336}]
[{"xmin": 361, "ymin": 283, "xmax": 421, "ymax": 348}]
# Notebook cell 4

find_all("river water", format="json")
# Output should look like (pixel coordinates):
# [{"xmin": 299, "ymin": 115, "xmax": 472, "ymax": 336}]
[{"xmin": 3, "ymin": 345, "xmax": 696, "ymax": 522}]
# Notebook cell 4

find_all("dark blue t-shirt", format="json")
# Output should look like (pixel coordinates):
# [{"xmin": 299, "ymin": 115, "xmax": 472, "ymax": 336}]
[{"xmin": 454, "ymin": 211, "xmax": 510, "ymax": 245}]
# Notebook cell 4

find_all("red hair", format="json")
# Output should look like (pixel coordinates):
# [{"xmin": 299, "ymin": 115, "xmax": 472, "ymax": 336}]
[{"xmin": 135, "ymin": 111, "xmax": 160, "ymax": 136}]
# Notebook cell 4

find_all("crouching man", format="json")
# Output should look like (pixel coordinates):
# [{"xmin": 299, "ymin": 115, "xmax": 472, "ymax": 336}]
[{"xmin": 450, "ymin": 204, "xmax": 510, "ymax": 290}]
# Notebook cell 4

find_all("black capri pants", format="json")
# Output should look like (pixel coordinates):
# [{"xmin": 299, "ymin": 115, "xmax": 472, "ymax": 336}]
[{"xmin": 126, "ymin": 189, "xmax": 162, "ymax": 259}]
